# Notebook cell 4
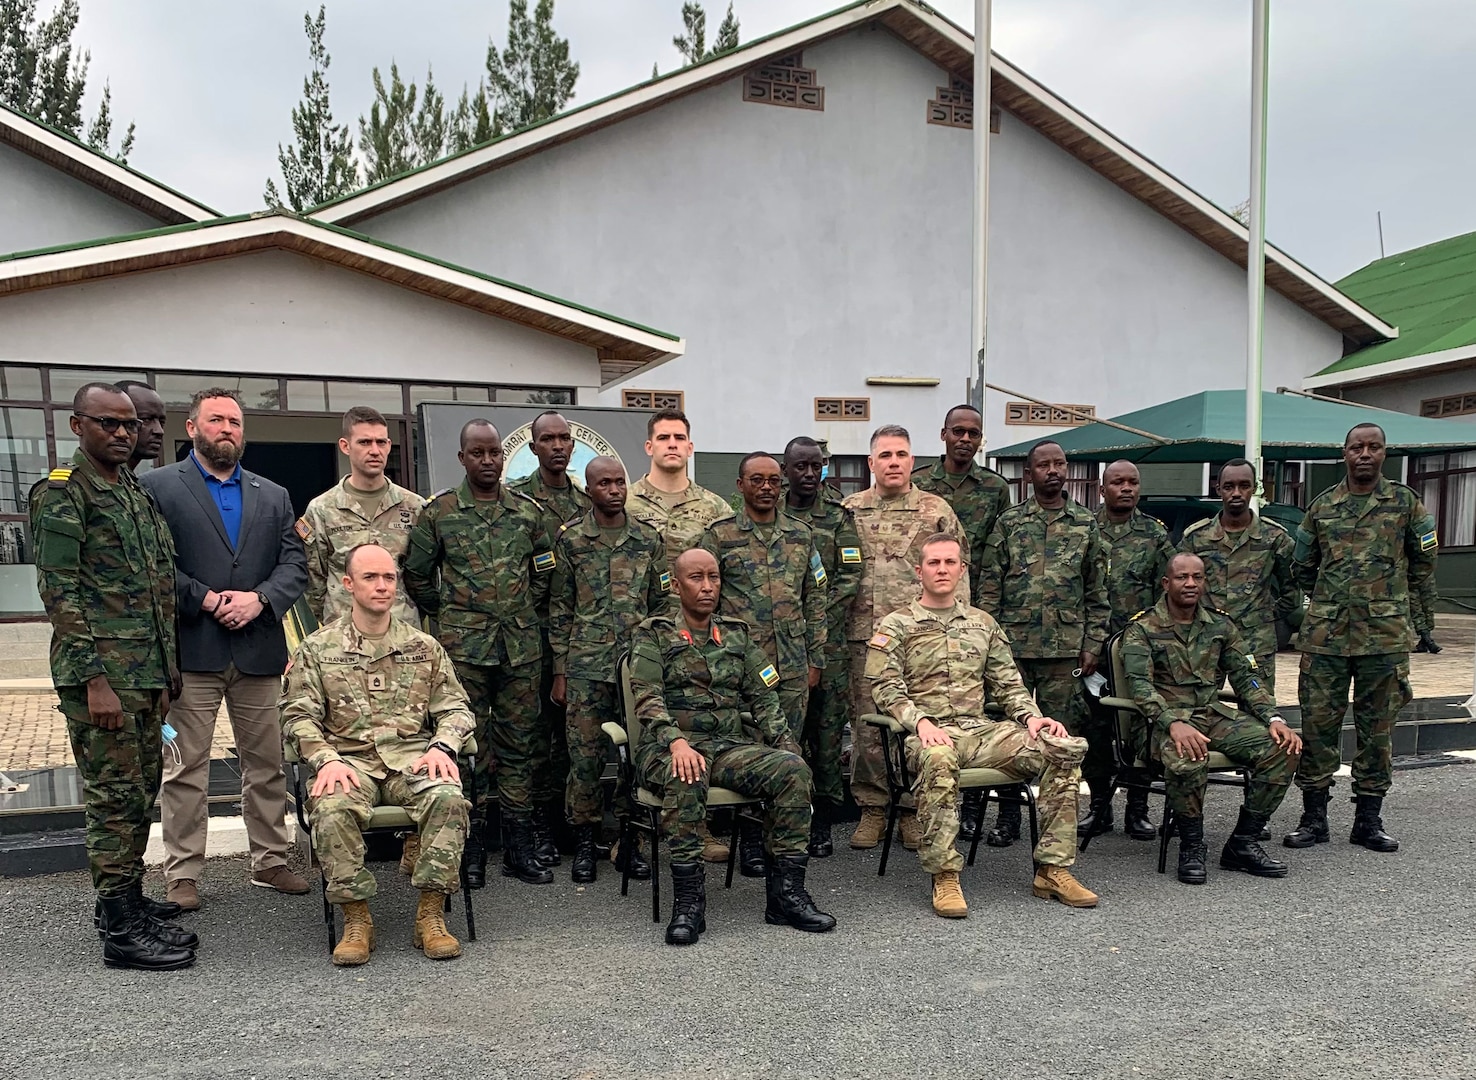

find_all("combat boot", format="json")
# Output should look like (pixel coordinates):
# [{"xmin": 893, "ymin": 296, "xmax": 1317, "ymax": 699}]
[
  {"xmin": 665, "ymin": 863, "xmax": 706, "ymax": 946},
  {"xmin": 413, "ymin": 891, "xmax": 462, "ymax": 960},
  {"xmin": 986, "ymin": 799, "xmax": 1021, "ymax": 848},
  {"xmin": 698, "ymin": 820, "xmax": 730, "ymax": 863},
  {"xmin": 570, "ymin": 825, "xmax": 598, "ymax": 884},
  {"xmin": 1078, "ymin": 782, "xmax": 1115, "ymax": 838},
  {"xmin": 97, "ymin": 893, "xmax": 197, "ymax": 971},
  {"xmin": 530, "ymin": 804, "xmax": 561, "ymax": 867},
  {"xmin": 764, "ymin": 854, "xmax": 836, "ymax": 933},
  {"xmin": 737, "ymin": 818, "xmax": 767, "ymax": 878},
  {"xmin": 850, "ymin": 807, "xmax": 887, "ymax": 849},
  {"xmin": 1032, "ymin": 865, "xmax": 1099, "ymax": 907},
  {"xmin": 332, "ymin": 900, "xmax": 375, "ymax": 967},
  {"xmin": 1350, "ymin": 794, "xmax": 1399, "ymax": 852},
  {"xmin": 1220, "ymin": 808, "xmax": 1289, "ymax": 877},
  {"xmin": 462, "ymin": 816, "xmax": 488, "ymax": 889},
  {"xmin": 501, "ymin": 812, "xmax": 554, "ymax": 884},
  {"xmin": 1176, "ymin": 816, "xmax": 1208, "ymax": 885},
  {"xmin": 1282, "ymin": 787, "xmax": 1330, "ymax": 848},
  {"xmin": 399, "ymin": 832, "xmax": 421, "ymax": 876},
  {"xmin": 1123, "ymin": 789, "xmax": 1156, "ymax": 841},
  {"xmin": 899, "ymin": 810, "xmax": 922, "ymax": 851},
  {"xmin": 958, "ymin": 789, "xmax": 984, "ymax": 842},
  {"xmin": 614, "ymin": 833, "xmax": 652, "ymax": 880},
  {"xmin": 931, "ymin": 870, "xmax": 968, "ymax": 918},
  {"xmin": 94, "ymin": 886, "xmax": 198, "ymax": 949},
  {"xmin": 807, "ymin": 802, "xmax": 834, "ymax": 858}
]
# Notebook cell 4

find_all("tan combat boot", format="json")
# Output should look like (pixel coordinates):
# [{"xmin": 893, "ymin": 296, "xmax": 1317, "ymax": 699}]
[
  {"xmin": 332, "ymin": 900, "xmax": 375, "ymax": 966},
  {"xmin": 398, "ymin": 832, "xmax": 421, "ymax": 876},
  {"xmin": 1032, "ymin": 865, "xmax": 1099, "ymax": 908},
  {"xmin": 899, "ymin": 810, "xmax": 922, "ymax": 851},
  {"xmin": 698, "ymin": 821, "xmax": 730, "ymax": 863},
  {"xmin": 413, "ymin": 891, "xmax": 462, "ymax": 960},
  {"xmin": 850, "ymin": 807, "xmax": 887, "ymax": 849},
  {"xmin": 931, "ymin": 870, "xmax": 968, "ymax": 918}
]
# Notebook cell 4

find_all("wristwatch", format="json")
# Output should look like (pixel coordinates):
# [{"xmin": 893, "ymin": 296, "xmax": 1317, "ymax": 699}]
[
  {"xmin": 430, "ymin": 741, "xmax": 457, "ymax": 757},
  {"xmin": 255, "ymin": 590, "xmax": 272, "ymax": 614}
]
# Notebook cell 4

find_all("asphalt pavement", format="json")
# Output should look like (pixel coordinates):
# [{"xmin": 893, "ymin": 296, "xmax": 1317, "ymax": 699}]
[{"xmin": 3, "ymin": 762, "xmax": 1475, "ymax": 1080}]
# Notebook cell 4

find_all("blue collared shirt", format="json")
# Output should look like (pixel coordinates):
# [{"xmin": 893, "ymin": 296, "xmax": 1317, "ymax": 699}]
[{"xmin": 191, "ymin": 451, "xmax": 243, "ymax": 549}]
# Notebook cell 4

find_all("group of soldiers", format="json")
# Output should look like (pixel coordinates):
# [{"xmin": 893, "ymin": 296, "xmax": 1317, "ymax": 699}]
[{"xmin": 33, "ymin": 384, "xmax": 1440, "ymax": 965}]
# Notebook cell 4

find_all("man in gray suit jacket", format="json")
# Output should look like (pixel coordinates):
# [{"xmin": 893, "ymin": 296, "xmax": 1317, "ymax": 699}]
[{"xmin": 141, "ymin": 388, "xmax": 309, "ymax": 910}]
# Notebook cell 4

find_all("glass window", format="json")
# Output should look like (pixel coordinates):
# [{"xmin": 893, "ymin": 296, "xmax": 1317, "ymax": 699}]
[
  {"xmin": 155, "ymin": 374, "xmax": 282, "ymax": 411},
  {"xmin": 409, "ymin": 385, "xmax": 490, "ymax": 408},
  {"xmin": 0, "ymin": 366, "xmax": 43, "ymax": 401},
  {"xmin": 1412, "ymin": 451, "xmax": 1476, "ymax": 547},
  {"xmin": 285, "ymin": 380, "xmax": 328, "ymax": 411},
  {"xmin": 494, "ymin": 387, "xmax": 574, "ymax": 405},
  {"xmin": 829, "ymin": 455, "xmax": 870, "ymax": 498},
  {"xmin": 0, "ymin": 519, "xmax": 29, "ymax": 566},
  {"xmin": 325, "ymin": 381, "xmax": 406, "ymax": 415},
  {"xmin": 0, "ymin": 407, "xmax": 49, "ymax": 516},
  {"xmin": 48, "ymin": 368, "xmax": 146, "ymax": 404}
]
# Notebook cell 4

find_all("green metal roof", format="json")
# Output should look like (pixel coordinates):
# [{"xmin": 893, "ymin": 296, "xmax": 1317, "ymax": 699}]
[{"xmin": 1315, "ymin": 231, "xmax": 1476, "ymax": 376}]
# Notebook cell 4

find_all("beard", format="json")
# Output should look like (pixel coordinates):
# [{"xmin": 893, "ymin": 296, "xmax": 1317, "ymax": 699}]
[{"xmin": 194, "ymin": 430, "xmax": 244, "ymax": 469}]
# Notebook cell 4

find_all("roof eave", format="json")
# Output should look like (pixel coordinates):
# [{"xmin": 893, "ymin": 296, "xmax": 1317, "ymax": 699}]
[{"xmin": 1303, "ymin": 345, "xmax": 1476, "ymax": 390}]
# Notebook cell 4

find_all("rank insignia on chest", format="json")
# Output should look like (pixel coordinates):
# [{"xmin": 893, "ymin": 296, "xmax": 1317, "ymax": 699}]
[
  {"xmin": 294, "ymin": 518, "xmax": 312, "ymax": 541},
  {"xmin": 368, "ymin": 673, "xmax": 387, "ymax": 691},
  {"xmin": 658, "ymin": 571, "xmax": 672, "ymax": 592},
  {"xmin": 533, "ymin": 551, "xmax": 556, "ymax": 573},
  {"xmin": 1420, "ymin": 530, "xmax": 1438, "ymax": 551},
  {"xmin": 759, "ymin": 664, "xmax": 780, "ymax": 688},
  {"xmin": 868, "ymin": 633, "xmax": 891, "ymax": 649},
  {"xmin": 840, "ymin": 547, "xmax": 861, "ymax": 564}
]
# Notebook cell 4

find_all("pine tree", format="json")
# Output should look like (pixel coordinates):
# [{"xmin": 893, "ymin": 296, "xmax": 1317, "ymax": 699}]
[
  {"xmin": 264, "ymin": 5, "xmax": 359, "ymax": 211},
  {"xmin": 448, "ymin": 82, "xmax": 493, "ymax": 152},
  {"xmin": 412, "ymin": 66, "xmax": 448, "ymax": 163},
  {"xmin": 485, "ymin": 0, "xmax": 579, "ymax": 137},
  {"xmin": 710, "ymin": 3, "xmax": 740, "ymax": 58},
  {"xmin": 669, "ymin": 2, "xmax": 740, "ymax": 70},
  {"xmin": 358, "ymin": 62, "xmax": 418, "ymax": 184}
]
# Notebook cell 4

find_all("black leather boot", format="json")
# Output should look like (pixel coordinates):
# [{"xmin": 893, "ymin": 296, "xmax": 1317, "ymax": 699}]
[
  {"xmin": 1282, "ymin": 787, "xmax": 1330, "ymax": 848},
  {"xmin": 530, "ymin": 804, "xmax": 561, "ymax": 867},
  {"xmin": 1415, "ymin": 630, "xmax": 1442, "ymax": 654},
  {"xmin": 94, "ymin": 885, "xmax": 198, "ymax": 949},
  {"xmin": 614, "ymin": 833, "xmax": 652, "ymax": 880},
  {"xmin": 1124, "ymin": 788, "xmax": 1156, "ymax": 841},
  {"xmin": 1176, "ymin": 815, "xmax": 1207, "ymax": 885},
  {"xmin": 98, "ymin": 892, "xmax": 196, "ymax": 971},
  {"xmin": 807, "ymin": 802, "xmax": 834, "ymax": 858},
  {"xmin": 665, "ymin": 863, "xmax": 706, "ymax": 945},
  {"xmin": 1077, "ymin": 782, "xmax": 1115, "ymax": 838},
  {"xmin": 1350, "ymin": 794, "xmax": 1399, "ymax": 852},
  {"xmin": 959, "ymin": 789, "xmax": 984, "ymax": 842},
  {"xmin": 463, "ymin": 815, "xmax": 488, "ymax": 889},
  {"xmin": 985, "ymin": 797, "xmax": 1021, "ymax": 848},
  {"xmin": 570, "ymin": 824, "xmax": 598, "ymax": 884},
  {"xmin": 1220, "ymin": 807, "xmax": 1289, "ymax": 877},
  {"xmin": 501, "ymin": 812, "xmax": 554, "ymax": 884},
  {"xmin": 764, "ymin": 854, "xmax": 836, "ymax": 933},
  {"xmin": 738, "ymin": 818, "xmax": 767, "ymax": 878}
]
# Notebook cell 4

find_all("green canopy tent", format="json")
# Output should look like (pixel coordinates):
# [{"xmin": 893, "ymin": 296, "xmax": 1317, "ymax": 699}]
[{"xmin": 992, "ymin": 390, "xmax": 1476, "ymax": 463}]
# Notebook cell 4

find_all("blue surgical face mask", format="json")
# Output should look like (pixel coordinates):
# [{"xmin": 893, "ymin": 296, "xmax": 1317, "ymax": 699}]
[
  {"xmin": 820, "ymin": 464, "xmax": 830, "ymax": 480},
  {"xmin": 162, "ymin": 722, "xmax": 182, "ymax": 767}
]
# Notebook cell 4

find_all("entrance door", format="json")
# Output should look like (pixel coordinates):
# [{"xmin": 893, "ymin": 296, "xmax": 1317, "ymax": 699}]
[{"xmin": 174, "ymin": 441, "xmax": 337, "ymax": 517}]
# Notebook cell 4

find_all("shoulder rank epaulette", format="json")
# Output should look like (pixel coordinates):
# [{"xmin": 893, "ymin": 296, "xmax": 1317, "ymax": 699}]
[
  {"xmin": 1261, "ymin": 516, "xmax": 1289, "ymax": 534},
  {"xmin": 1181, "ymin": 516, "xmax": 1212, "ymax": 538},
  {"xmin": 430, "ymin": 487, "xmax": 457, "ymax": 501},
  {"xmin": 1129, "ymin": 609, "xmax": 1147, "ymax": 621},
  {"xmin": 47, "ymin": 467, "xmax": 74, "ymax": 490}
]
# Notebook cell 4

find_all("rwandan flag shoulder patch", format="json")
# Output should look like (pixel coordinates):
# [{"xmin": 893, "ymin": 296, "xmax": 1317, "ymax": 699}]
[
  {"xmin": 658, "ymin": 571, "xmax": 672, "ymax": 592},
  {"xmin": 840, "ymin": 546, "xmax": 862, "ymax": 564},
  {"xmin": 532, "ymin": 551, "xmax": 557, "ymax": 573},
  {"xmin": 759, "ymin": 664, "xmax": 780, "ymax": 688},
  {"xmin": 1420, "ymin": 530, "xmax": 1438, "ymax": 551}
]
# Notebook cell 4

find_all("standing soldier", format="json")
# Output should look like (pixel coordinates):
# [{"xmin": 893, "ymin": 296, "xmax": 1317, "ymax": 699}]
[
  {"xmin": 781, "ymin": 437, "xmax": 862, "ymax": 857},
  {"xmin": 32, "ymin": 383, "xmax": 197, "ymax": 970},
  {"xmin": 509, "ymin": 411, "xmax": 593, "ymax": 864},
  {"xmin": 548, "ymin": 456, "xmax": 670, "ymax": 883},
  {"xmin": 978, "ymin": 440, "xmax": 1111, "ymax": 845},
  {"xmin": 1284, "ymin": 423, "xmax": 1438, "ymax": 853},
  {"xmin": 298, "ymin": 406, "xmax": 426, "ymax": 626},
  {"xmin": 117, "ymin": 380, "xmax": 167, "ymax": 473},
  {"xmin": 912, "ymin": 404, "xmax": 1010, "ymax": 604},
  {"xmin": 700, "ymin": 452, "xmax": 826, "ymax": 875},
  {"xmin": 1180, "ymin": 458, "xmax": 1298, "ymax": 694},
  {"xmin": 843, "ymin": 425, "xmax": 968, "ymax": 851},
  {"xmin": 403, "ymin": 419, "xmax": 557, "ymax": 888}
]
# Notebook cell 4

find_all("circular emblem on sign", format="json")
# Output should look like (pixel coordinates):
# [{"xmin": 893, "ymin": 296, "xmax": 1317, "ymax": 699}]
[{"xmin": 503, "ymin": 419, "xmax": 624, "ymax": 484}]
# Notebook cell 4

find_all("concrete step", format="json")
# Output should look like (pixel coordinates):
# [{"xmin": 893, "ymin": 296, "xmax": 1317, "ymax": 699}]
[{"xmin": 0, "ymin": 623, "xmax": 50, "ymax": 681}]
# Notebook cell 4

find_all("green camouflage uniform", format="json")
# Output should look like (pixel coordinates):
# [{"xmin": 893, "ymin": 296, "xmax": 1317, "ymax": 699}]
[
  {"xmin": 297, "ymin": 477, "xmax": 426, "ymax": 625},
  {"xmin": 1292, "ymin": 478, "xmax": 1438, "ymax": 797},
  {"xmin": 1096, "ymin": 507, "xmax": 1175, "ymax": 637},
  {"xmin": 699, "ymin": 508, "xmax": 827, "ymax": 737},
  {"xmin": 783, "ymin": 491, "xmax": 862, "ymax": 806},
  {"xmin": 978, "ymin": 497, "xmax": 1112, "ymax": 782},
  {"xmin": 281, "ymin": 616, "xmax": 474, "ymax": 901},
  {"xmin": 629, "ymin": 615, "xmax": 811, "ymax": 863},
  {"xmin": 627, "ymin": 475, "xmax": 734, "ymax": 565},
  {"xmin": 912, "ymin": 459, "xmax": 1011, "ymax": 604},
  {"xmin": 842, "ymin": 485, "xmax": 969, "ymax": 808},
  {"xmin": 1180, "ymin": 513, "xmax": 1298, "ymax": 693},
  {"xmin": 31, "ymin": 451, "xmax": 178, "ymax": 898},
  {"xmin": 549, "ymin": 511, "xmax": 672, "ymax": 825},
  {"xmin": 402, "ymin": 480, "xmax": 554, "ymax": 813},
  {"xmin": 867, "ymin": 600, "xmax": 1086, "ymax": 873},
  {"xmin": 1121, "ymin": 599, "xmax": 1294, "ymax": 819},
  {"xmin": 508, "ymin": 470, "xmax": 593, "ymax": 810}
]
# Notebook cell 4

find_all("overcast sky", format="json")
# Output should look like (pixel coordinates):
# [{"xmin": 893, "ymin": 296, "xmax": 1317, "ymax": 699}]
[{"xmin": 68, "ymin": 0, "xmax": 1476, "ymax": 282}]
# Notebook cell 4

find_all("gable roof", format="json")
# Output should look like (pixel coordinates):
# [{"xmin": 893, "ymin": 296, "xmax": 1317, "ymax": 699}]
[
  {"xmin": 0, "ymin": 212, "xmax": 684, "ymax": 386},
  {"xmin": 0, "ymin": 101, "xmax": 217, "ymax": 225},
  {"xmin": 309, "ymin": 0, "xmax": 1393, "ymax": 348},
  {"xmin": 1304, "ymin": 230, "xmax": 1476, "ymax": 389}
]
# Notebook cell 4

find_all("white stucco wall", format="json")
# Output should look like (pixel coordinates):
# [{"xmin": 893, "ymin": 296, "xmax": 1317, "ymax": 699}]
[
  {"xmin": 1336, "ymin": 365, "xmax": 1476, "ymax": 422},
  {"xmin": 350, "ymin": 26, "xmax": 1346, "ymax": 459},
  {"xmin": 0, "ymin": 141, "xmax": 165, "ymax": 255}
]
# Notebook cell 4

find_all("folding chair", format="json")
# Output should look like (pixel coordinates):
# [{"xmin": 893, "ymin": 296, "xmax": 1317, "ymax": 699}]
[
  {"xmin": 860, "ymin": 713, "xmax": 1039, "ymax": 877},
  {"xmin": 601, "ymin": 653, "xmax": 764, "ymax": 923}
]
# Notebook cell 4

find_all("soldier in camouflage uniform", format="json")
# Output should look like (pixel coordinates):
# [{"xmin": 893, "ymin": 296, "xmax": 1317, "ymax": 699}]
[
  {"xmin": 282, "ymin": 544, "xmax": 473, "ymax": 966},
  {"xmin": 32, "ymin": 383, "xmax": 197, "ymax": 971},
  {"xmin": 978, "ymin": 440, "xmax": 1111, "ymax": 843},
  {"xmin": 868, "ymin": 533, "xmax": 1098, "ymax": 917},
  {"xmin": 508, "ymin": 411, "xmax": 593, "ymax": 865},
  {"xmin": 912, "ymin": 404, "xmax": 1011, "ymax": 604},
  {"xmin": 1179, "ymin": 458, "xmax": 1299, "ymax": 695},
  {"xmin": 843, "ymin": 425, "xmax": 969, "ymax": 852},
  {"xmin": 298, "ymin": 406, "xmax": 426, "ymax": 625},
  {"xmin": 549, "ymin": 456, "xmax": 670, "ymax": 883},
  {"xmin": 1285, "ymin": 423, "xmax": 1438, "ymax": 853},
  {"xmin": 630, "ymin": 548, "xmax": 836, "ymax": 945},
  {"xmin": 1121, "ymin": 553, "xmax": 1303, "ymax": 885},
  {"xmin": 781, "ymin": 437, "xmax": 862, "ymax": 857},
  {"xmin": 403, "ymin": 419, "xmax": 557, "ymax": 887}
]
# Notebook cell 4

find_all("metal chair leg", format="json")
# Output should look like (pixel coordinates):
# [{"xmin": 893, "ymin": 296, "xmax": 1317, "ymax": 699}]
[
  {"xmin": 1079, "ymin": 780, "xmax": 1116, "ymax": 853},
  {"xmin": 320, "ymin": 872, "xmax": 335, "ymax": 953},
  {"xmin": 1026, "ymin": 787, "xmax": 1040, "ymax": 852},
  {"xmin": 1158, "ymin": 806, "xmax": 1174, "ymax": 874},
  {"xmin": 647, "ymin": 809, "xmax": 662, "ymax": 923},
  {"xmin": 618, "ymin": 816, "xmax": 632, "ymax": 898},
  {"xmin": 965, "ymin": 788, "xmax": 985, "ymax": 868},
  {"xmin": 725, "ymin": 810, "xmax": 742, "ymax": 890},
  {"xmin": 877, "ymin": 803, "xmax": 900, "ymax": 877},
  {"xmin": 461, "ymin": 863, "xmax": 478, "ymax": 942}
]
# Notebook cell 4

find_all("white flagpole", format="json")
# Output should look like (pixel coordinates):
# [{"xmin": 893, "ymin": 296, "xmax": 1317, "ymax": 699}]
[
  {"xmin": 1246, "ymin": 0, "xmax": 1270, "ymax": 502},
  {"xmin": 970, "ymin": 0, "xmax": 992, "ymax": 430}
]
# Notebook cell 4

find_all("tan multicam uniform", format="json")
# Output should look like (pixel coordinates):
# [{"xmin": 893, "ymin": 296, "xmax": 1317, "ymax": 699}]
[
  {"xmin": 867, "ymin": 600, "xmax": 1086, "ymax": 873},
  {"xmin": 628, "ymin": 475, "xmax": 734, "ymax": 564},
  {"xmin": 842, "ymin": 485, "xmax": 968, "ymax": 808},
  {"xmin": 297, "ymin": 478, "xmax": 426, "ymax": 625},
  {"xmin": 281, "ymin": 616, "xmax": 474, "ymax": 902}
]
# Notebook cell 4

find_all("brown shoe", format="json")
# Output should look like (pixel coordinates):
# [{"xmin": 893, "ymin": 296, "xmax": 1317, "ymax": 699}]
[
  {"xmin": 251, "ymin": 865, "xmax": 311, "ymax": 895},
  {"xmin": 1032, "ymin": 865, "xmax": 1099, "ymax": 908},
  {"xmin": 332, "ymin": 900, "xmax": 375, "ymax": 966},
  {"xmin": 413, "ymin": 891, "xmax": 462, "ymax": 960},
  {"xmin": 850, "ymin": 807, "xmax": 887, "ymax": 849},
  {"xmin": 899, "ymin": 810, "xmax": 922, "ymax": 851},
  {"xmin": 166, "ymin": 878, "xmax": 200, "ymax": 912},
  {"xmin": 698, "ymin": 821, "xmax": 730, "ymax": 864},
  {"xmin": 931, "ymin": 870, "xmax": 969, "ymax": 918},
  {"xmin": 399, "ymin": 833, "xmax": 421, "ymax": 876}
]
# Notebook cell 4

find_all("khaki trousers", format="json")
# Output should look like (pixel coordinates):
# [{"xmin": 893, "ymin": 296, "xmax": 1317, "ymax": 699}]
[{"xmin": 161, "ymin": 666, "xmax": 291, "ymax": 882}]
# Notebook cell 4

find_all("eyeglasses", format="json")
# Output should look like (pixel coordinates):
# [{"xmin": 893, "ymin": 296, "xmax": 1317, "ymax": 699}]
[
  {"xmin": 948, "ymin": 426, "xmax": 983, "ymax": 439},
  {"xmin": 743, "ymin": 476, "xmax": 784, "ymax": 489},
  {"xmin": 74, "ymin": 413, "xmax": 142, "ymax": 435}
]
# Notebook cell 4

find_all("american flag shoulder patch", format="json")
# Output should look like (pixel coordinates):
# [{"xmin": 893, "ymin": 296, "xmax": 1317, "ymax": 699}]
[
  {"xmin": 759, "ymin": 664, "xmax": 780, "ymax": 688},
  {"xmin": 533, "ymin": 551, "xmax": 556, "ymax": 573},
  {"xmin": 868, "ymin": 633, "xmax": 891, "ymax": 649}
]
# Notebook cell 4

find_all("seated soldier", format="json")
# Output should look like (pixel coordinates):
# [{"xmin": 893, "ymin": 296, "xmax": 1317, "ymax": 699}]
[
  {"xmin": 629, "ymin": 547, "xmax": 836, "ymax": 945},
  {"xmin": 868, "ymin": 533, "xmax": 1099, "ymax": 917},
  {"xmin": 1121, "ymin": 552, "xmax": 1304, "ymax": 885},
  {"xmin": 281, "ymin": 543, "xmax": 474, "ymax": 966}
]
